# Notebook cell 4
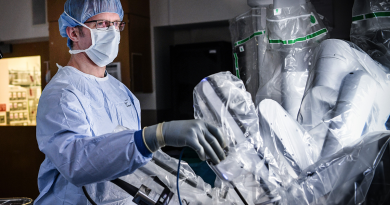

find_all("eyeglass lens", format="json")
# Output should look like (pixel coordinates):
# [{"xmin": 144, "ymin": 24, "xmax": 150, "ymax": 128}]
[{"xmin": 96, "ymin": 20, "xmax": 125, "ymax": 31}]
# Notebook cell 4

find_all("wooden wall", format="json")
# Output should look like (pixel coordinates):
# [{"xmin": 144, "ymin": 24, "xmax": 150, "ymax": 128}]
[{"xmin": 0, "ymin": 126, "xmax": 44, "ymax": 199}]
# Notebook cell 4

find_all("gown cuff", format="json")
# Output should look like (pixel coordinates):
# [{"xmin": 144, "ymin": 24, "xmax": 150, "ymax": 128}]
[{"xmin": 134, "ymin": 130, "xmax": 153, "ymax": 157}]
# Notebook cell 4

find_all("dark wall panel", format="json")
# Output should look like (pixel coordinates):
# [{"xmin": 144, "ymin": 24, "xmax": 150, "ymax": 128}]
[{"xmin": 0, "ymin": 126, "xmax": 44, "ymax": 199}]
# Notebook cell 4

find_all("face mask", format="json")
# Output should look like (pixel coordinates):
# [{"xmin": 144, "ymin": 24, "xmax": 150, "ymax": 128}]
[{"xmin": 65, "ymin": 12, "xmax": 121, "ymax": 67}]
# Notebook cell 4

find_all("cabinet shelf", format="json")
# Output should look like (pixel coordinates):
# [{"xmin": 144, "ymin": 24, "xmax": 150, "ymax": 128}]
[
  {"xmin": 9, "ymin": 99, "xmax": 28, "ymax": 102},
  {"xmin": 10, "ymin": 110, "xmax": 28, "ymax": 112}
]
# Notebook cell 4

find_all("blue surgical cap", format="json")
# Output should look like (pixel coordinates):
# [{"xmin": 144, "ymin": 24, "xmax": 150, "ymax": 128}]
[{"xmin": 58, "ymin": 0, "xmax": 124, "ymax": 49}]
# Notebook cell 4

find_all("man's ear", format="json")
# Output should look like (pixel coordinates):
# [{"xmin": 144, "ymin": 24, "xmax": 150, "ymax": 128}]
[{"xmin": 66, "ymin": 27, "xmax": 79, "ymax": 43}]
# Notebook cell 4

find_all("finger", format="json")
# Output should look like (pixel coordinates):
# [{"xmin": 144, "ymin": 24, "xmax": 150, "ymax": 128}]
[
  {"xmin": 187, "ymin": 140, "xmax": 206, "ymax": 161},
  {"xmin": 204, "ymin": 130, "xmax": 226, "ymax": 161},
  {"xmin": 198, "ymin": 132, "xmax": 221, "ymax": 164},
  {"xmin": 204, "ymin": 122, "xmax": 228, "ymax": 149}
]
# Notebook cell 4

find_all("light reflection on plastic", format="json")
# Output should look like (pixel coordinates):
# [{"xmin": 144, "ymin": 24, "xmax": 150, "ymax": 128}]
[{"xmin": 222, "ymin": 173, "xmax": 228, "ymax": 180}]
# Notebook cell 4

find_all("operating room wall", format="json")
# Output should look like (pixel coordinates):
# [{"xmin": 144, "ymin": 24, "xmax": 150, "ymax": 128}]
[
  {"xmin": 173, "ymin": 25, "xmax": 231, "ymax": 45},
  {"xmin": 149, "ymin": 0, "xmax": 251, "ymax": 27},
  {"xmin": 0, "ymin": 0, "xmax": 49, "ymax": 42},
  {"xmin": 147, "ymin": 0, "xmax": 250, "ymax": 124}
]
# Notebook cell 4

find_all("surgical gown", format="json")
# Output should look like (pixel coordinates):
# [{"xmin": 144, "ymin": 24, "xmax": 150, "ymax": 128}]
[{"xmin": 34, "ymin": 65, "xmax": 152, "ymax": 205}]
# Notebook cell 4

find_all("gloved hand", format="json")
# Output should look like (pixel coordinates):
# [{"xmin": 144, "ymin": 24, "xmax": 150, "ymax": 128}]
[{"xmin": 143, "ymin": 120, "xmax": 227, "ymax": 164}]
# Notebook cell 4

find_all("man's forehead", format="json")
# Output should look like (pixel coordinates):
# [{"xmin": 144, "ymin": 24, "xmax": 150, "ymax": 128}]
[{"xmin": 86, "ymin": 12, "xmax": 121, "ymax": 22}]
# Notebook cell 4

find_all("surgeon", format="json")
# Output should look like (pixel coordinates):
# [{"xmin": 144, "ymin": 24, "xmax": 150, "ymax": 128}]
[{"xmin": 34, "ymin": 0, "xmax": 227, "ymax": 204}]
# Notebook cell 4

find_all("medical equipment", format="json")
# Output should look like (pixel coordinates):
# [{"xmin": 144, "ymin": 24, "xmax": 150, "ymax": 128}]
[
  {"xmin": 259, "ymin": 99, "xmax": 314, "ymax": 173},
  {"xmin": 82, "ymin": 124, "xmax": 219, "ymax": 205},
  {"xmin": 266, "ymin": 2, "xmax": 329, "ymax": 118},
  {"xmin": 297, "ymin": 39, "xmax": 364, "ymax": 131},
  {"xmin": 81, "ymin": 60, "xmax": 390, "ymax": 204},
  {"xmin": 84, "ymin": 176, "xmax": 174, "ymax": 205},
  {"xmin": 350, "ymin": 0, "xmax": 390, "ymax": 69},
  {"xmin": 230, "ymin": 1, "xmax": 329, "ymax": 118},
  {"xmin": 83, "ymin": 149, "xmax": 226, "ymax": 205},
  {"xmin": 297, "ymin": 39, "xmax": 390, "ymax": 162},
  {"xmin": 194, "ymin": 72, "xmax": 282, "ymax": 204},
  {"xmin": 320, "ymin": 70, "xmax": 377, "ymax": 158},
  {"xmin": 191, "ymin": 71, "xmax": 390, "ymax": 205}
]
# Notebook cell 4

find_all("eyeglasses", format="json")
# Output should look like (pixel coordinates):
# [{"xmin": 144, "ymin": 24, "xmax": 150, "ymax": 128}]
[{"xmin": 84, "ymin": 20, "xmax": 126, "ymax": 32}]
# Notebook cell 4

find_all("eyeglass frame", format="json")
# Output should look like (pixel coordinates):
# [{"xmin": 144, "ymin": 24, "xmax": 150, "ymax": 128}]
[{"xmin": 83, "ymin": 20, "xmax": 126, "ymax": 32}]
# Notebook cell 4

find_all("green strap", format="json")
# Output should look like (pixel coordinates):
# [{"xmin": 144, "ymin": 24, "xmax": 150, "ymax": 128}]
[
  {"xmin": 269, "ymin": 28, "xmax": 328, "ymax": 45},
  {"xmin": 233, "ymin": 53, "xmax": 240, "ymax": 79},
  {"xmin": 234, "ymin": 30, "xmax": 266, "ymax": 47},
  {"xmin": 352, "ymin": 15, "xmax": 364, "ymax": 22},
  {"xmin": 352, "ymin": 11, "xmax": 390, "ymax": 22}
]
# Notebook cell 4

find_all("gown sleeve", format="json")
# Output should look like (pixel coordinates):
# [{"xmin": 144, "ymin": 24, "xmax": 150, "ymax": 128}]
[{"xmin": 36, "ymin": 88, "xmax": 152, "ymax": 187}]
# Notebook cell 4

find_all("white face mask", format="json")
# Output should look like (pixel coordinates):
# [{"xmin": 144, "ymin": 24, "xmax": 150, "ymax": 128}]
[{"xmin": 65, "ymin": 12, "xmax": 121, "ymax": 67}]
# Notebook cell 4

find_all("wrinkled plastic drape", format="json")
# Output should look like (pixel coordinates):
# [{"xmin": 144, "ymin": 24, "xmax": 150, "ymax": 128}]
[
  {"xmin": 350, "ymin": 0, "xmax": 390, "ymax": 68},
  {"xmin": 230, "ymin": 3, "xmax": 329, "ymax": 119},
  {"xmin": 193, "ymin": 72, "xmax": 281, "ymax": 205},
  {"xmin": 298, "ymin": 39, "xmax": 390, "ymax": 160},
  {"xmin": 193, "ymin": 71, "xmax": 390, "ymax": 205},
  {"xmin": 229, "ymin": 7, "xmax": 267, "ymax": 103}
]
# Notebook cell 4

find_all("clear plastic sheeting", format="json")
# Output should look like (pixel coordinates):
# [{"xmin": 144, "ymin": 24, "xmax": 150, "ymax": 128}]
[
  {"xmin": 84, "ymin": 148, "xmax": 231, "ymax": 205},
  {"xmin": 350, "ymin": 0, "xmax": 390, "ymax": 69},
  {"xmin": 298, "ymin": 39, "xmax": 390, "ymax": 160},
  {"xmin": 259, "ymin": 99, "xmax": 316, "ymax": 177},
  {"xmin": 229, "ymin": 7, "xmax": 267, "ymax": 103},
  {"xmin": 289, "ymin": 132, "xmax": 390, "ymax": 205},
  {"xmin": 85, "ymin": 125, "xmax": 222, "ymax": 205},
  {"xmin": 230, "ymin": 3, "xmax": 329, "ymax": 119},
  {"xmin": 193, "ymin": 72, "xmax": 281, "ymax": 205},
  {"xmin": 194, "ymin": 71, "xmax": 390, "ymax": 205},
  {"xmin": 260, "ymin": 2, "xmax": 329, "ymax": 119}
]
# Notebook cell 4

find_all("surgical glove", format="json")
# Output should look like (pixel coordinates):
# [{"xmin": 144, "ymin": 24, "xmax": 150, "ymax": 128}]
[{"xmin": 143, "ymin": 120, "xmax": 227, "ymax": 164}]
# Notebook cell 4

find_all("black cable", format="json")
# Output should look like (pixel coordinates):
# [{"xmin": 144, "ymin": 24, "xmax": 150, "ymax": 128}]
[
  {"xmin": 233, "ymin": 185, "xmax": 248, "ymax": 205},
  {"xmin": 82, "ymin": 186, "xmax": 97, "ymax": 205}
]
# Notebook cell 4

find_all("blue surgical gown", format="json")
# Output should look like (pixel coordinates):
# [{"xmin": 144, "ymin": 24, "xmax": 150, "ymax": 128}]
[{"xmin": 34, "ymin": 66, "xmax": 152, "ymax": 205}]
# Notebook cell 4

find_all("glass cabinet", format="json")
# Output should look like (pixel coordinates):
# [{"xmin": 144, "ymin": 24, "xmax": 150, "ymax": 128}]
[{"xmin": 0, "ymin": 56, "xmax": 42, "ymax": 126}]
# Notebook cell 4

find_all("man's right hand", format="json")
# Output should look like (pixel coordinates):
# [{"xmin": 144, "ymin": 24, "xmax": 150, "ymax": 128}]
[{"xmin": 143, "ymin": 120, "xmax": 227, "ymax": 164}]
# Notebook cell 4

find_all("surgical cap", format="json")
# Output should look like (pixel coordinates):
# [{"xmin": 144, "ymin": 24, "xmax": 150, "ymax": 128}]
[{"xmin": 58, "ymin": 0, "xmax": 124, "ymax": 49}]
